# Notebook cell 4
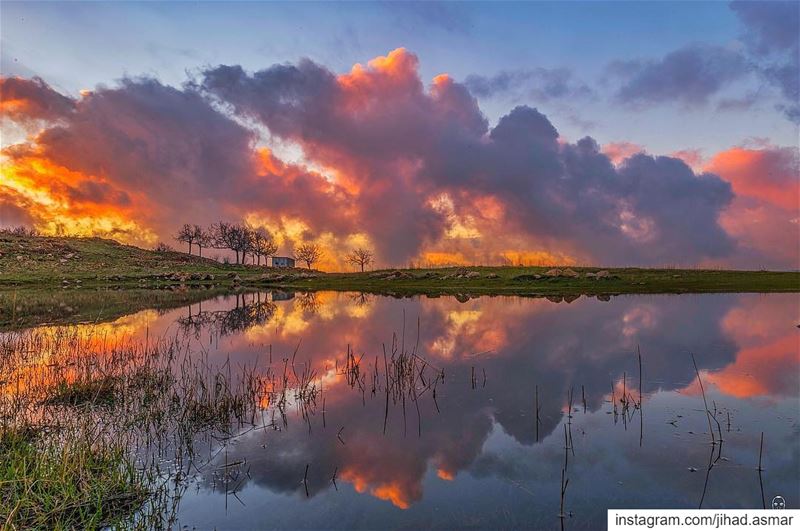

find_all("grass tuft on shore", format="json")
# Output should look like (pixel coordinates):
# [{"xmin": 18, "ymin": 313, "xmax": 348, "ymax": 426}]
[{"xmin": 0, "ymin": 426, "xmax": 147, "ymax": 530}]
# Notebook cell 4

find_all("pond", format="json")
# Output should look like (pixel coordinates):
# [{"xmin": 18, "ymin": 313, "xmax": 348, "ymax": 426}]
[{"xmin": 3, "ymin": 290, "xmax": 798, "ymax": 529}]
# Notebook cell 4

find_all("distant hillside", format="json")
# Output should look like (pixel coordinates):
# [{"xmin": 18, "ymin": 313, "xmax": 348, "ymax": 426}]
[
  {"xmin": 0, "ymin": 234, "xmax": 248, "ymax": 285},
  {"xmin": 1, "ymin": 234, "xmax": 797, "ymax": 294}
]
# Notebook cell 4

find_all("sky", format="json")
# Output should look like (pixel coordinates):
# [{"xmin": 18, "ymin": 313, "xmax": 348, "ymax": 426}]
[{"xmin": 1, "ymin": 1, "xmax": 798, "ymax": 270}]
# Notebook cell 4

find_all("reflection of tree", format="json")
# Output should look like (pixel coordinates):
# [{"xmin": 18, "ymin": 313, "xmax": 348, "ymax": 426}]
[
  {"xmin": 296, "ymin": 292, "xmax": 321, "ymax": 314},
  {"xmin": 347, "ymin": 292, "xmax": 373, "ymax": 307},
  {"xmin": 177, "ymin": 293, "xmax": 278, "ymax": 337}
]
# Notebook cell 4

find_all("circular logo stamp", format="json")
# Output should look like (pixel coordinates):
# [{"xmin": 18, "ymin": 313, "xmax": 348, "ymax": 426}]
[{"xmin": 772, "ymin": 495, "xmax": 786, "ymax": 509}]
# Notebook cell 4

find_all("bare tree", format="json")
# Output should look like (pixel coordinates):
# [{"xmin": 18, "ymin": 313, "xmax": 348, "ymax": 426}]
[
  {"xmin": 175, "ymin": 224, "xmax": 196, "ymax": 255},
  {"xmin": 209, "ymin": 222, "xmax": 248, "ymax": 264},
  {"xmin": 229, "ymin": 224, "xmax": 252, "ymax": 265},
  {"xmin": 346, "ymin": 247, "xmax": 374, "ymax": 272},
  {"xmin": 193, "ymin": 225, "xmax": 210, "ymax": 258},
  {"xmin": 295, "ymin": 243, "xmax": 323, "ymax": 269},
  {"xmin": 209, "ymin": 222, "xmax": 233, "ymax": 261},
  {"xmin": 250, "ymin": 228, "xmax": 278, "ymax": 266}
]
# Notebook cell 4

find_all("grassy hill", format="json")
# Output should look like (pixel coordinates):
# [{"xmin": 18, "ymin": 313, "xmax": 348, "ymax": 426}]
[
  {"xmin": 0, "ymin": 234, "xmax": 253, "ymax": 285},
  {"xmin": 1, "ymin": 234, "xmax": 798, "ymax": 294}
]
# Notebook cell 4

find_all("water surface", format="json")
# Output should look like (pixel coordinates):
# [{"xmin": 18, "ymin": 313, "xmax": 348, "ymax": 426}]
[{"xmin": 13, "ymin": 291, "xmax": 800, "ymax": 528}]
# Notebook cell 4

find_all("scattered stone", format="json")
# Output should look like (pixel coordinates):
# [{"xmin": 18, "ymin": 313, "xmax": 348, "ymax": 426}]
[
  {"xmin": 486, "ymin": 273, "xmax": 499, "ymax": 279},
  {"xmin": 595, "ymin": 270, "xmax": 611, "ymax": 279},
  {"xmin": 463, "ymin": 271, "xmax": 481, "ymax": 279},
  {"xmin": 544, "ymin": 268, "xmax": 562, "ymax": 277},
  {"xmin": 561, "ymin": 268, "xmax": 579, "ymax": 278},
  {"xmin": 385, "ymin": 270, "xmax": 411, "ymax": 280}
]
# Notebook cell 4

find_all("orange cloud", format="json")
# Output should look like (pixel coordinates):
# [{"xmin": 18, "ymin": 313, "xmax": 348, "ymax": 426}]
[
  {"xmin": 602, "ymin": 142, "xmax": 644, "ymax": 165},
  {"xmin": 706, "ymin": 146, "xmax": 799, "ymax": 211}
]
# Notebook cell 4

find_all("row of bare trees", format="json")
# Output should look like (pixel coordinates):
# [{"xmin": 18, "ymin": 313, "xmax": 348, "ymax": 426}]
[
  {"xmin": 175, "ymin": 223, "xmax": 375, "ymax": 270},
  {"xmin": 175, "ymin": 223, "xmax": 277, "ymax": 265}
]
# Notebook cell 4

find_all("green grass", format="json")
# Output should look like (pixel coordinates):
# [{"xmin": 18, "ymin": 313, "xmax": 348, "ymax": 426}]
[
  {"xmin": 0, "ymin": 327, "xmax": 271, "ymax": 530},
  {"xmin": 1, "ymin": 234, "xmax": 798, "ymax": 294},
  {"xmin": 260, "ymin": 265, "xmax": 800, "ymax": 296},
  {"xmin": 0, "ymin": 427, "xmax": 147, "ymax": 530}
]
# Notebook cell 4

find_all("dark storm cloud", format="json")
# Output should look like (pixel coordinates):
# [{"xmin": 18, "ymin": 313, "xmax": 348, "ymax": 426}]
[
  {"xmin": 1, "ymin": 75, "xmax": 354, "ymax": 240},
  {"xmin": 730, "ymin": 1, "xmax": 799, "ymax": 56},
  {"xmin": 0, "ymin": 76, "xmax": 75, "ymax": 123},
  {"xmin": 731, "ymin": 1, "xmax": 800, "ymax": 121},
  {"xmin": 610, "ymin": 44, "xmax": 750, "ymax": 107},
  {"xmin": 201, "ymin": 50, "xmax": 735, "ymax": 265},
  {"xmin": 464, "ymin": 68, "xmax": 592, "ymax": 102}
]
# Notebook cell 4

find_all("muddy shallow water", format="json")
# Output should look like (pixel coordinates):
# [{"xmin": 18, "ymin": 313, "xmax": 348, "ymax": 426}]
[{"xmin": 11, "ymin": 290, "xmax": 800, "ymax": 528}]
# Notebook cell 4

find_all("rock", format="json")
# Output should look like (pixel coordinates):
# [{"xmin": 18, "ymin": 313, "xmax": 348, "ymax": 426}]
[
  {"xmin": 231, "ymin": 274, "xmax": 241, "ymax": 282},
  {"xmin": 585, "ymin": 272, "xmax": 597, "ymax": 279},
  {"xmin": 563, "ymin": 294, "xmax": 580, "ymax": 303},
  {"xmin": 189, "ymin": 273, "xmax": 202, "ymax": 281},
  {"xmin": 544, "ymin": 268, "xmax": 562, "ymax": 277},
  {"xmin": 204, "ymin": 274, "xmax": 215, "ymax": 281},
  {"xmin": 463, "ymin": 271, "xmax": 481, "ymax": 279},
  {"xmin": 512, "ymin": 274, "xmax": 541, "ymax": 282},
  {"xmin": 561, "ymin": 268, "xmax": 579, "ymax": 278},
  {"xmin": 486, "ymin": 273, "xmax": 499, "ymax": 279},
  {"xmin": 595, "ymin": 270, "xmax": 611, "ymax": 279},
  {"xmin": 226, "ymin": 272, "xmax": 238, "ymax": 279}
]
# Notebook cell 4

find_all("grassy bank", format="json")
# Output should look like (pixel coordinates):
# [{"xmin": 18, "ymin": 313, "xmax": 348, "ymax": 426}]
[
  {"xmin": 1, "ymin": 234, "xmax": 798, "ymax": 294},
  {"xmin": 0, "ymin": 286, "xmax": 233, "ymax": 331},
  {"xmin": 0, "ymin": 327, "xmax": 274, "ymax": 529}
]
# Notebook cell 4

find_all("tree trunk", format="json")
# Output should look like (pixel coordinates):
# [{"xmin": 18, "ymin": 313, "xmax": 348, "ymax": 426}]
[
  {"xmin": 360, "ymin": 263, "xmax": 364, "ymax": 272},
  {"xmin": 188, "ymin": 242, "xmax": 192, "ymax": 255},
  {"xmin": 198, "ymin": 246, "xmax": 202, "ymax": 258},
  {"xmin": 235, "ymin": 251, "xmax": 240, "ymax": 264}
]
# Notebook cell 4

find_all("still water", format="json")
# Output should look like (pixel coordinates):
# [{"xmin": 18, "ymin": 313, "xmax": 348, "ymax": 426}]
[{"xmin": 18, "ymin": 291, "xmax": 800, "ymax": 528}]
